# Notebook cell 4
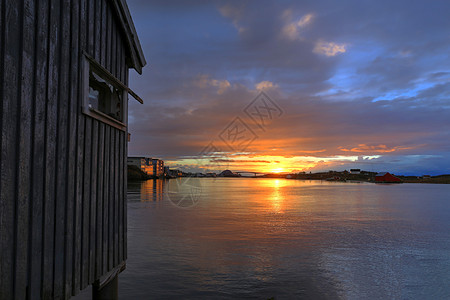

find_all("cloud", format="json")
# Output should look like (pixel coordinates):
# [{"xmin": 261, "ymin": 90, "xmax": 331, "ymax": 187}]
[
  {"xmin": 218, "ymin": 4, "xmax": 246, "ymax": 34},
  {"xmin": 313, "ymin": 40, "xmax": 347, "ymax": 56},
  {"xmin": 281, "ymin": 12, "xmax": 314, "ymax": 40},
  {"xmin": 297, "ymin": 149, "xmax": 327, "ymax": 154},
  {"xmin": 125, "ymin": 0, "xmax": 450, "ymax": 175},
  {"xmin": 282, "ymin": 23, "xmax": 298, "ymax": 40},
  {"xmin": 211, "ymin": 159, "xmax": 278, "ymax": 163},
  {"xmin": 339, "ymin": 144, "xmax": 421, "ymax": 153},
  {"xmin": 255, "ymin": 81, "xmax": 278, "ymax": 90},
  {"xmin": 297, "ymin": 13, "xmax": 314, "ymax": 27},
  {"xmin": 194, "ymin": 74, "xmax": 231, "ymax": 94}
]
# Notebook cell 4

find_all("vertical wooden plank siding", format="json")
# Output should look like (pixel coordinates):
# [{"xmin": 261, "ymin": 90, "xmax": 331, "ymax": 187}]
[
  {"xmin": 124, "ymin": 70, "xmax": 129, "ymax": 261},
  {"xmin": 108, "ymin": 129, "xmax": 115, "ymax": 270},
  {"xmin": 114, "ymin": 129, "xmax": 119, "ymax": 266},
  {"xmin": 110, "ymin": 11, "xmax": 116, "ymax": 79},
  {"xmin": 94, "ymin": 0, "xmax": 101, "ymax": 62},
  {"xmin": 42, "ymin": 0, "xmax": 60, "ymax": 297},
  {"xmin": 112, "ymin": 13, "xmax": 119, "ymax": 268},
  {"xmin": 89, "ymin": 120, "xmax": 99, "ymax": 283},
  {"xmin": 100, "ymin": 0, "xmax": 106, "ymax": 67},
  {"xmin": 105, "ymin": 2, "xmax": 111, "ymax": 73},
  {"xmin": 0, "ymin": 0, "xmax": 134, "ymax": 298},
  {"xmin": 118, "ymin": 40, "xmax": 125, "ymax": 266},
  {"xmin": 73, "ymin": 111, "xmax": 84, "ymax": 295},
  {"xmin": 15, "ymin": 0, "xmax": 34, "ymax": 299},
  {"xmin": 96, "ymin": 123, "xmax": 105, "ymax": 279},
  {"xmin": 0, "ymin": 0, "xmax": 20, "ymax": 297},
  {"xmin": 118, "ymin": 38, "xmax": 124, "ymax": 264},
  {"xmin": 102, "ymin": 126, "xmax": 110, "ymax": 275},
  {"xmin": 73, "ymin": 0, "xmax": 86, "ymax": 293},
  {"xmin": 87, "ymin": 0, "xmax": 94, "ymax": 56},
  {"xmin": 106, "ymin": 4, "xmax": 113, "ymax": 272},
  {"xmin": 53, "ymin": 0, "xmax": 70, "ymax": 297},
  {"xmin": 78, "ymin": 0, "xmax": 89, "ymax": 291},
  {"xmin": 0, "ymin": 0, "xmax": 3, "ymax": 234},
  {"xmin": 28, "ymin": 0, "xmax": 49, "ymax": 298},
  {"xmin": 0, "ymin": 1, "xmax": 3, "ymax": 296},
  {"xmin": 81, "ymin": 117, "xmax": 92, "ymax": 289},
  {"xmin": 65, "ymin": 0, "xmax": 78, "ymax": 296},
  {"xmin": 118, "ymin": 131, "xmax": 124, "ymax": 262},
  {"xmin": 0, "ymin": 0, "xmax": 6, "ymax": 296}
]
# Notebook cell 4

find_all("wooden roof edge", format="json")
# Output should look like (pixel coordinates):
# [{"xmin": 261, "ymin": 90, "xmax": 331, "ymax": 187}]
[{"xmin": 113, "ymin": 0, "xmax": 147, "ymax": 74}]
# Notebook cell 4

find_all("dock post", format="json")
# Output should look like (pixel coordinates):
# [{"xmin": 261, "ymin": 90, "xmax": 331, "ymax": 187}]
[
  {"xmin": 93, "ymin": 275, "xmax": 118, "ymax": 300},
  {"xmin": 92, "ymin": 261, "xmax": 125, "ymax": 300}
]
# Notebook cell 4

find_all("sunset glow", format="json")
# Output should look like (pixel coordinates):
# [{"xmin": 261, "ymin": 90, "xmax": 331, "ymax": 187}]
[
  {"xmin": 127, "ymin": 0, "xmax": 450, "ymax": 176},
  {"xmin": 270, "ymin": 168, "xmax": 285, "ymax": 174}
]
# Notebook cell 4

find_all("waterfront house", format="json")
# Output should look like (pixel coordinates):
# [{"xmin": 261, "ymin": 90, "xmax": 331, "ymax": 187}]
[
  {"xmin": 128, "ymin": 156, "xmax": 154, "ymax": 176},
  {"xmin": 168, "ymin": 169, "xmax": 183, "ymax": 177},
  {"xmin": 152, "ymin": 158, "xmax": 165, "ymax": 178},
  {"xmin": 0, "ymin": 0, "xmax": 146, "ymax": 298},
  {"xmin": 375, "ymin": 172, "xmax": 402, "ymax": 183},
  {"xmin": 350, "ymin": 168, "xmax": 361, "ymax": 174}
]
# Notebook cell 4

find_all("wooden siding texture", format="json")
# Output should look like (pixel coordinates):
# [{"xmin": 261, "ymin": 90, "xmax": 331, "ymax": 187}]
[{"xmin": 0, "ymin": 0, "xmax": 129, "ymax": 298}]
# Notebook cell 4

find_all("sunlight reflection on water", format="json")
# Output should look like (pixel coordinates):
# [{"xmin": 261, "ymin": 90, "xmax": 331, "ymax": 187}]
[{"xmin": 87, "ymin": 179, "xmax": 450, "ymax": 299}]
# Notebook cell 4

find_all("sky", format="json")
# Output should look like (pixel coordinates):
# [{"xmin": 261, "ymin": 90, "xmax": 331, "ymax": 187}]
[{"xmin": 125, "ymin": 0, "xmax": 450, "ymax": 175}]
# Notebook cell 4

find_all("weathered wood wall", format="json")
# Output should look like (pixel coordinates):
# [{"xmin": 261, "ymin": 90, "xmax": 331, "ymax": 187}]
[{"xmin": 0, "ymin": 0, "xmax": 130, "ymax": 298}]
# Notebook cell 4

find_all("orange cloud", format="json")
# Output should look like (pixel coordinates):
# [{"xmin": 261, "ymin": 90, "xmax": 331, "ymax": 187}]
[
  {"xmin": 255, "ymin": 81, "xmax": 278, "ymax": 90},
  {"xmin": 297, "ymin": 149, "xmax": 327, "ymax": 154},
  {"xmin": 211, "ymin": 159, "xmax": 279, "ymax": 163},
  {"xmin": 339, "ymin": 144, "xmax": 419, "ymax": 153}
]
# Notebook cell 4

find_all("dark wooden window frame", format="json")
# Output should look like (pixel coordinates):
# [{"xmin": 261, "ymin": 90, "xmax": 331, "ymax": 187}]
[{"xmin": 81, "ymin": 51, "xmax": 143, "ymax": 131}]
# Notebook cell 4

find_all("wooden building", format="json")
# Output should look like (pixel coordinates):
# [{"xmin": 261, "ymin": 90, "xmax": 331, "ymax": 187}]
[
  {"xmin": 0, "ymin": 0, "xmax": 146, "ymax": 299},
  {"xmin": 375, "ymin": 172, "xmax": 402, "ymax": 183}
]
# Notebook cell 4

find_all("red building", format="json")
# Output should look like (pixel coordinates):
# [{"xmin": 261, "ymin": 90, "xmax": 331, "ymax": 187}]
[{"xmin": 375, "ymin": 172, "xmax": 402, "ymax": 183}]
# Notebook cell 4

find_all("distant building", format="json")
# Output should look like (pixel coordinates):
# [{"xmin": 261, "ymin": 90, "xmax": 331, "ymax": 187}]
[
  {"xmin": 375, "ymin": 172, "xmax": 402, "ymax": 183},
  {"xmin": 127, "ymin": 157, "xmax": 153, "ymax": 176},
  {"xmin": 350, "ymin": 169, "xmax": 361, "ymax": 174},
  {"xmin": 169, "ymin": 169, "xmax": 183, "ymax": 177},
  {"xmin": 152, "ymin": 159, "xmax": 165, "ymax": 178}
]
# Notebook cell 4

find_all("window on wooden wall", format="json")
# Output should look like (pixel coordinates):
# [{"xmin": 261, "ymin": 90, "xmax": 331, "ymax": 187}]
[
  {"xmin": 89, "ymin": 70, "xmax": 124, "ymax": 121},
  {"xmin": 82, "ymin": 53, "xmax": 128, "ymax": 131}
]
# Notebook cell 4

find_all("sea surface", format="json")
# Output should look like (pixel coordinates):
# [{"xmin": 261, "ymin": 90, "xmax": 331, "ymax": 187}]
[{"xmin": 77, "ymin": 178, "xmax": 450, "ymax": 299}]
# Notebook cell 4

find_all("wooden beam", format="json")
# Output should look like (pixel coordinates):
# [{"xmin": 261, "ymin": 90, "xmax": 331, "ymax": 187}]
[{"xmin": 83, "ymin": 51, "xmax": 143, "ymax": 104}]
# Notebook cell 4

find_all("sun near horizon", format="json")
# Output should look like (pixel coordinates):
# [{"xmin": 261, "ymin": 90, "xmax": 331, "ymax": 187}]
[{"xmin": 127, "ymin": 0, "xmax": 450, "ymax": 176}]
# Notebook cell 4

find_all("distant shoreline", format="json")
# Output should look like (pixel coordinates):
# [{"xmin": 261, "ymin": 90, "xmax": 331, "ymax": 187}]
[
  {"xmin": 127, "ymin": 165, "xmax": 450, "ymax": 184},
  {"xmin": 394, "ymin": 175, "xmax": 450, "ymax": 184},
  {"xmin": 281, "ymin": 173, "xmax": 450, "ymax": 184}
]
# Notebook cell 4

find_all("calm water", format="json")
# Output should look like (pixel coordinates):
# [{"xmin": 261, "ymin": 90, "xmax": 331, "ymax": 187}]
[{"xmin": 78, "ymin": 178, "xmax": 450, "ymax": 299}]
